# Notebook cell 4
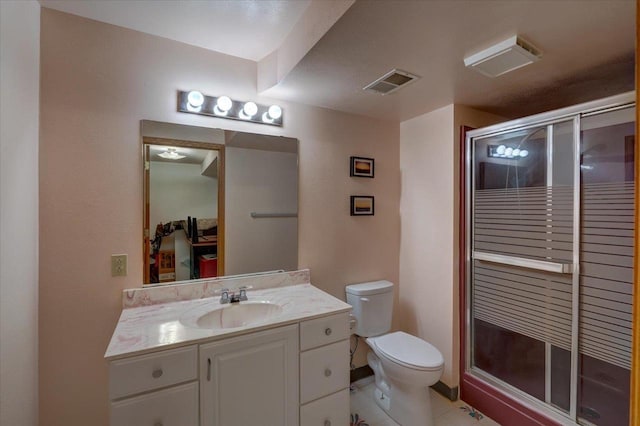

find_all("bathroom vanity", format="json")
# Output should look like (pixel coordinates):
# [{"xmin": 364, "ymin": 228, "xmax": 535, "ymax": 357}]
[{"xmin": 105, "ymin": 270, "xmax": 351, "ymax": 426}]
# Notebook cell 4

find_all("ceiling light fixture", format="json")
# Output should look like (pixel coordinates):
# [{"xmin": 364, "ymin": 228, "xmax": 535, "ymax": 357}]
[
  {"xmin": 177, "ymin": 90, "xmax": 283, "ymax": 127},
  {"xmin": 158, "ymin": 148, "xmax": 186, "ymax": 160},
  {"xmin": 464, "ymin": 35, "xmax": 541, "ymax": 78}
]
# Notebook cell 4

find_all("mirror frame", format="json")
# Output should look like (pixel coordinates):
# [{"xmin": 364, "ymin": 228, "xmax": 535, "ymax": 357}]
[{"xmin": 142, "ymin": 136, "xmax": 226, "ymax": 283}]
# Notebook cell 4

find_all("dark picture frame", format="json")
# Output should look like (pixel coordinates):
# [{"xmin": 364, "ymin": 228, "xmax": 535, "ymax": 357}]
[
  {"xmin": 350, "ymin": 196, "xmax": 374, "ymax": 216},
  {"xmin": 350, "ymin": 156, "xmax": 374, "ymax": 178}
]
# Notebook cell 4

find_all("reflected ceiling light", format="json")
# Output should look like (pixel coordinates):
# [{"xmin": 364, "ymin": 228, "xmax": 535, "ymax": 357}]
[
  {"xmin": 214, "ymin": 96, "xmax": 233, "ymax": 116},
  {"xmin": 177, "ymin": 90, "xmax": 283, "ymax": 126},
  {"xmin": 186, "ymin": 91, "xmax": 204, "ymax": 112},
  {"xmin": 240, "ymin": 102, "xmax": 258, "ymax": 119},
  {"xmin": 158, "ymin": 148, "xmax": 186, "ymax": 160},
  {"xmin": 488, "ymin": 144, "xmax": 529, "ymax": 159}
]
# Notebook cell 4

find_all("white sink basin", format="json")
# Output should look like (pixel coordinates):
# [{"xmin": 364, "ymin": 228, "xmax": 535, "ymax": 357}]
[{"xmin": 182, "ymin": 301, "xmax": 283, "ymax": 330}]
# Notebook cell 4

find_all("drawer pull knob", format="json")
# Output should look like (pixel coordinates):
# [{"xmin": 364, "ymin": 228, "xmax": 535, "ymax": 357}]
[
  {"xmin": 324, "ymin": 368, "xmax": 332, "ymax": 377},
  {"xmin": 151, "ymin": 369, "xmax": 163, "ymax": 379},
  {"xmin": 324, "ymin": 328, "xmax": 332, "ymax": 336},
  {"xmin": 324, "ymin": 421, "xmax": 331, "ymax": 426}
]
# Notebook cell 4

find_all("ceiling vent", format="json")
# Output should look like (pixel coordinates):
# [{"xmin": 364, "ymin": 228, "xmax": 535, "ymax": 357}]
[
  {"xmin": 464, "ymin": 35, "xmax": 541, "ymax": 78},
  {"xmin": 363, "ymin": 69, "xmax": 420, "ymax": 95}
]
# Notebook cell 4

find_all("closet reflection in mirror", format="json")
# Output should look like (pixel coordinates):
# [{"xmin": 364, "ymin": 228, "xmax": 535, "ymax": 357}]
[{"xmin": 142, "ymin": 120, "xmax": 298, "ymax": 285}]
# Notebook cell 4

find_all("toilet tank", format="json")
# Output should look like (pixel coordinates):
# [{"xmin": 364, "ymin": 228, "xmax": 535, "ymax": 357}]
[{"xmin": 345, "ymin": 280, "xmax": 394, "ymax": 337}]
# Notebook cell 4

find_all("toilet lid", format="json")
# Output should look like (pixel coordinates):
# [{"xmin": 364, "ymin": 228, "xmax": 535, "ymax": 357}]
[{"xmin": 373, "ymin": 331, "xmax": 444, "ymax": 370}]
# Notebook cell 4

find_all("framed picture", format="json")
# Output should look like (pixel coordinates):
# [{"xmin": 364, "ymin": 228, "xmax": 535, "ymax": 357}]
[
  {"xmin": 350, "ymin": 156, "xmax": 374, "ymax": 178},
  {"xmin": 350, "ymin": 196, "xmax": 374, "ymax": 216}
]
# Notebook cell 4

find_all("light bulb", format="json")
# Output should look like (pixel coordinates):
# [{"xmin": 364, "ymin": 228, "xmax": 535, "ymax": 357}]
[
  {"xmin": 496, "ymin": 145, "xmax": 506, "ymax": 155},
  {"xmin": 267, "ymin": 105, "xmax": 282, "ymax": 120},
  {"xmin": 504, "ymin": 147, "xmax": 513, "ymax": 157},
  {"xmin": 187, "ymin": 91, "xmax": 204, "ymax": 108},
  {"xmin": 519, "ymin": 150, "xmax": 529, "ymax": 158},
  {"xmin": 512, "ymin": 148, "xmax": 520, "ymax": 157},
  {"xmin": 242, "ymin": 102, "xmax": 258, "ymax": 117},
  {"xmin": 216, "ymin": 96, "xmax": 232, "ymax": 112}
]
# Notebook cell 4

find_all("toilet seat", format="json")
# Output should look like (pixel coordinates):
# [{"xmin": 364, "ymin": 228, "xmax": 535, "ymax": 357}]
[{"xmin": 370, "ymin": 331, "xmax": 444, "ymax": 371}]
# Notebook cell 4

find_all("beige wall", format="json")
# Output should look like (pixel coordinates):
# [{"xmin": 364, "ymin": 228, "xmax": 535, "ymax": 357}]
[
  {"xmin": 399, "ymin": 104, "xmax": 503, "ymax": 388},
  {"xmin": 0, "ymin": 2, "xmax": 40, "ymax": 425},
  {"xmin": 39, "ymin": 8, "xmax": 399, "ymax": 425}
]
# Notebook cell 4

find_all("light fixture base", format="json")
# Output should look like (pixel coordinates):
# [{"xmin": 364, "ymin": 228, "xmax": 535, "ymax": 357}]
[{"xmin": 177, "ymin": 91, "xmax": 283, "ymax": 127}]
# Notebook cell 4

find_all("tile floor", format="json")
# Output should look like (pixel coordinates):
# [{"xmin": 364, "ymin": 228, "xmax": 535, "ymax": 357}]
[{"xmin": 350, "ymin": 378, "xmax": 501, "ymax": 426}]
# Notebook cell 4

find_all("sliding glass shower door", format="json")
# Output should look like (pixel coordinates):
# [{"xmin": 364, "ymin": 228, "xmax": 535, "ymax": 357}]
[{"xmin": 466, "ymin": 99, "xmax": 635, "ymax": 426}]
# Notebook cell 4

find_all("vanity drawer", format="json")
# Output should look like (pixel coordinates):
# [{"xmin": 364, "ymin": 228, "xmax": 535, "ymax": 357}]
[
  {"xmin": 300, "ymin": 340, "xmax": 349, "ymax": 404},
  {"xmin": 110, "ymin": 381, "xmax": 198, "ymax": 426},
  {"xmin": 300, "ymin": 388, "xmax": 349, "ymax": 426},
  {"xmin": 300, "ymin": 312, "xmax": 349, "ymax": 351},
  {"xmin": 109, "ymin": 345, "xmax": 197, "ymax": 399}
]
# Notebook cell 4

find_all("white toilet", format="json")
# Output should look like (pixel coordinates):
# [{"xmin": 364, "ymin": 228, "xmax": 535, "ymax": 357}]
[{"xmin": 346, "ymin": 280, "xmax": 444, "ymax": 426}]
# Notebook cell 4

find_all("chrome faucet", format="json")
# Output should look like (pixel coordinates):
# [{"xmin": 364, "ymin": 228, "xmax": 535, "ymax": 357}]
[
  {"xmin": 230, "ymin": 286, "xmax": 248, "ymax": 303},
  {"xmin": 220, "ymin": 286, "xmax": 248, "ymax": 304}
]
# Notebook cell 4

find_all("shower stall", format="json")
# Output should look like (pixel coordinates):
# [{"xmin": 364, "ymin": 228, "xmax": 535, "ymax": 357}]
[{"xmin": 463, "ymin": 93, "xmax": 635, "ymax": 426}]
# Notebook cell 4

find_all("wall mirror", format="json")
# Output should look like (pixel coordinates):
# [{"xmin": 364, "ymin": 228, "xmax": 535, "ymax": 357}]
[{"xmin": 142, "ymin": 120, "xmax": 298, "ymax": 285}]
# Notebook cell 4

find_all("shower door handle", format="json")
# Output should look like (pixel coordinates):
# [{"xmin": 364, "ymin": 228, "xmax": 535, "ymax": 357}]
[{"xmin": 473, "ymin": 251, "xmax": 572, "ymax": 274}]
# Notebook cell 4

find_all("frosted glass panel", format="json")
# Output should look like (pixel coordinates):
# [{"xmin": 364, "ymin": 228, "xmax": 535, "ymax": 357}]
[
  {"xmin": 471, "ymin": 120, "xmax": 575, "ymax": 412},
  {"xmin": 577, "ymin": 108, "xmax": 634, "ymax": 426}
]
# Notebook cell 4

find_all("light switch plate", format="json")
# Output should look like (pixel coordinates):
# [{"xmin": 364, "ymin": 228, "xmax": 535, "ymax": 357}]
[{"xmin": 111, "ymin": 254, "xmax": 127, "ymax": 277}]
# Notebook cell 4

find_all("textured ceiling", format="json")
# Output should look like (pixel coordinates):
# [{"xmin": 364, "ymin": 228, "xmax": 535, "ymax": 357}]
[
  {"xmin": 268, "ymin": 0, "xmax": 635, "ymax": 120},
  {"xmin": 39, "ymin": 0, "xmax": 311, "ymax": 61},
  {"xmin": 40, "ymin": 0, "xmax": 635, "ymax": 121}
]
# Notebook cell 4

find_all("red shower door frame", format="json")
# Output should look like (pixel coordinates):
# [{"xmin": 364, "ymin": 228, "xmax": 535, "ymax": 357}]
[{"xmin": 458, "ymin": 126, "xmax": 561, "ymax": 426}]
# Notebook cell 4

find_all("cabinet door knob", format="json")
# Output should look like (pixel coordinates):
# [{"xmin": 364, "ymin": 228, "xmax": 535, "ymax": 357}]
[
  {"xmin": 324, "ymin": 368, "xmax": 332, "ymax": 377},
  {"xmin": 324, "ymin": 421, "xmax": 331, "ymax": 426},
  {"xmin": 324, "ymin": 328, "xmax": 332, "ymax": 336},
  {"xmin": 152, "ymin": 369, "xmax": 163, "ymax": 379}
]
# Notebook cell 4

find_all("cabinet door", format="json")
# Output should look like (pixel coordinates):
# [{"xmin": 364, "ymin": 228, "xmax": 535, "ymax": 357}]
[{"xmin": 200, "ymin": 324, "xmax": 299, "ymax": 426}]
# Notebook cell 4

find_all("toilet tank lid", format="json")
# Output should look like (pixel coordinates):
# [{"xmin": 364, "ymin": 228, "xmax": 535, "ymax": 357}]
[{"xmin": 345, "ymin": 280, "xmax": 393, "ymax": 296}]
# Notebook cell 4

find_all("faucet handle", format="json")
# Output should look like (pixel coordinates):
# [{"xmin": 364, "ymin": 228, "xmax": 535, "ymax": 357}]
[
  {"xmin": 220, "ymin": 288, "xmax": 230, "ymax": 304},
  {"xmin": 238, "ymin": 286, "xmax": 248, "ymax": 301}
]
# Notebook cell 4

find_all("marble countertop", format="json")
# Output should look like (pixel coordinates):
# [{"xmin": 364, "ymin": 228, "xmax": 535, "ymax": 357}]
[{"xmin": 105, "ymin": 283, "xmax": 352, "ymax": 360}]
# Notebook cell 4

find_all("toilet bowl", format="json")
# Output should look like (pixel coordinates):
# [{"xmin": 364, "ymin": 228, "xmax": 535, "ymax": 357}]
[
  {"xmin": 366, "ymin": 332, "xmax": 444, "ymax": 426},
  {"xmin": 345, "ymin": 281, "xmax": 445, "ymax": 426}
]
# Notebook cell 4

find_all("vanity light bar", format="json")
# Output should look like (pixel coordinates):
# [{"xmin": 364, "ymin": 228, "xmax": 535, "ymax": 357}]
[{"xmin": 177, "ymin": 90, "xmax": 283, "ymax": 127}]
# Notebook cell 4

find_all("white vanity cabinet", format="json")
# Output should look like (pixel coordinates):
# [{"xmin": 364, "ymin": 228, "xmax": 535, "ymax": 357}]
[
  {"xmin": 108, "ymin": 312, "xmax": 350, "ymax": 426},
  {"xmin": 199, "ymin": 324, "xmax": 299, "ymax": 426},
  {"xmin": 108, "ymin": 345, "xmax": 199, "ymax": 426}
]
